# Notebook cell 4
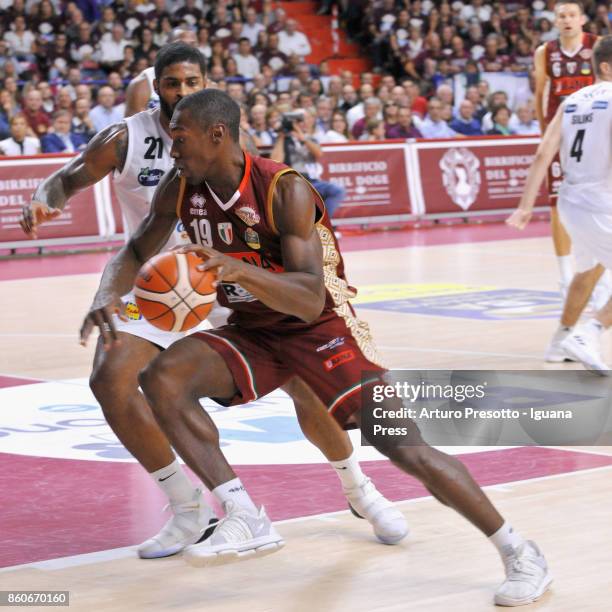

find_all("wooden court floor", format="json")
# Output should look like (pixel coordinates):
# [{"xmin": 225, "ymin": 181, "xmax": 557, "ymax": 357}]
[{"xmin": 2, "ymin": 231, "xmax": 612, "ymax": 610}]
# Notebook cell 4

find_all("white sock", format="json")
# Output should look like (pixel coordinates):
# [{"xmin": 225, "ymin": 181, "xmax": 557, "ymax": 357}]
[
  {"xmin": 150, "ymin": 459, "xmax": 197, "ymax": 506},
  {"xmin": 330, "ymin": 450, "xmax": 367, "ymax": 490},
  {"xmin": 489, "ymin": 521, "xmax": 525, "ymax": 557},
  {"xmin": 213, "ymin": 477, "xmax": 258, "ymax": 514},
  {"xmin": 557, "ymin": 255, "xmax": 573, "ymax": 285}
]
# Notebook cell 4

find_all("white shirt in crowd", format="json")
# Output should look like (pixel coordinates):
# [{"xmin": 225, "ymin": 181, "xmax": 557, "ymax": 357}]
[
  {"xmin": 0, "ymin": 136, "xmax": 40, "ymax": 155},
  {"xmin": 513, "ymin": 120, "xmax": 540, "ymax": 136},
  {"xmin": 233, "ymin": 53, "xmax": 260, "ymax": 79},
  {"xmin": 414, "ymin": 116, "xmax": 458, "ymax": 138},
  {"xmin": 320, "ymin": 130, "xmax": 348, "ymax": 144},
  {"xmin": 278, "ymin": 30, "xmax": 312, "ymax": 58},
  {"xmin": 99, "ymin": 38, "xmax": 130, "ymax": 64},
  {"xmin": 242, "ymin": 22, "xmax": 266, "ymax": 47},
  {"xmin": 3, "ymin": 30, "xmax": 35, "ymax": 56},
  {"xmin": 90, "ymin": 104, "xmax": 124, "ymax": 132}
]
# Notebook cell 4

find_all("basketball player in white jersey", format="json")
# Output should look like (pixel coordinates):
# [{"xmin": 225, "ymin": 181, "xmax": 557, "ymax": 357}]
[
  {"xmin": 124, "ymin": 28, "xmax": 197, "ymax": 117},
  {"xmin": 508, "ymin": 35, "xmax": 612, "ymax": 374},
  {"xmin": 20, "ymin": 43, "xmax": 407, "ymax": 560}
]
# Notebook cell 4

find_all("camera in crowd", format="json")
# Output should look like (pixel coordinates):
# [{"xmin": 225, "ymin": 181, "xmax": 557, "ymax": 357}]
[{"xmin": 281, "ymin": 111, "xmax": 305, "ymax": 134}]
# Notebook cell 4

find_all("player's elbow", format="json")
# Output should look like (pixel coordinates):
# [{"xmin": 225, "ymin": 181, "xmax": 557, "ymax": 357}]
[{"xmin": 300, "ymin": 288, "xmax": 326, "ymax": 323}]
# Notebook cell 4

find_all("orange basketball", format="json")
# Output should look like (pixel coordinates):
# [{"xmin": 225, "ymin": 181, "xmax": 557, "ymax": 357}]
[{"xmin": 134, "ymin": 251, "xmax": 216, "ymax": 332}]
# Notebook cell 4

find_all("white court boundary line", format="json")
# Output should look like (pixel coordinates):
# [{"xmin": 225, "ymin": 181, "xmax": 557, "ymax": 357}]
[{"xmin": 2, "ymin": 460, "xmax": 611, "ymax": 575}]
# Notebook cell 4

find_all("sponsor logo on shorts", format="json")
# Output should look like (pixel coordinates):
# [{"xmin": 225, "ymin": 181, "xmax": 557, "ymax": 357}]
[
  {"xmin": 245, "ymin": 227, "xmax": 261, "ymax": 250},
  {"xmin": 236, "ymin": 206, "xmax": 260, "ymax": 226},
  {"xmin": 221, "ymin": 282, "xmax": 258, "ymax": 303},
  {"xmin": 138, "ymin": 167, "xmax": 165, "ymax": 186},
  {"xmin": 125, "ymin": 301, "xmax": 142, "ymax": 321},
  {"xmin": 323, "ymin": 350, "xmax": 355, "ymax": 371},
  {"xmin": 316, "ymin": 337, "xmax": 346, "ymax": 352}
]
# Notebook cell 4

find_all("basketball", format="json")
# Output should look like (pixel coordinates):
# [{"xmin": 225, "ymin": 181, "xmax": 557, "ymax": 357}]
[{"xmin": 134, "ymin": 251, "xmax": 216, "ymax": 332}]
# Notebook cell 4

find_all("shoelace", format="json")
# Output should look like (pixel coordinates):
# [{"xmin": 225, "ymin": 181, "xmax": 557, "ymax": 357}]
[
  {"xmin": 212, "ymin": 510, "xmax": 254, "ymax": 543},
  {"xmin": 504, "ymin": 548, "xmax": 541, "ymax": 582}
]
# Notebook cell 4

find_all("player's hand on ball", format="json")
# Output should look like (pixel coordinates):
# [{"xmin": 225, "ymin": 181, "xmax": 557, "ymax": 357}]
[
  {"xmin": 178, "ymin": 245, "xmax": 247, "ymax": 283},
  {"xmin": 79, "ymin": 292, "xmax": 127, "ymax": 350},
  {"xmin": 505, "ymin": 208, "xmax": 532, "ymax": 230},
  {"xmin": 20, "ymin": 201, "xmax": 62, "ymax": 238}
]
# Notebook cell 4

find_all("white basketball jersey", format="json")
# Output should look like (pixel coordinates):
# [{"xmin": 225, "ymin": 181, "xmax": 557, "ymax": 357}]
[
  {"xmin": 113, "ymin": 107, "xmax": 188, "ymax": 248},
  {"xmin": 559, "ymin": 81, "xmax": 612, "ymax": 210},
  {"xmin": 143, "ymin": 67, "xmax": 160, "ymax": 109}
]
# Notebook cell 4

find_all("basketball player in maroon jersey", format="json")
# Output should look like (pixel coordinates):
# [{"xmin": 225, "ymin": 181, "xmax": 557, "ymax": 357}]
[
  {"xmin": 22, "ymin": 44, "xmax": 407, "ymax": 559},
  {"xmin": 81, "ymin": 89, "xmax": 551, "ymax": 605},
  {"xmin": 533, "ymin": 1, "xmax": 607, "ymax": 361}
]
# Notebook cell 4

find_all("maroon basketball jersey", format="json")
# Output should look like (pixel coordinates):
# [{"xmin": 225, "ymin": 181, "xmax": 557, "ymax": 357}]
[
  {"xmin": 545, "ymin": 33, "xmax": 597, "ymax": 123},
  {"xmin": 178, "ymin": 153, "xmax": 356, "ymax": 329}
]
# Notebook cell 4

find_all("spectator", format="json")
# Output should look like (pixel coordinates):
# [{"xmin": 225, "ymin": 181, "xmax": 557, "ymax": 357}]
[
  {"xmin": 41, "ymin": 110, "xmax": 87, "ymax": 153},
  {"xmin": 386, "ymin": 106, "xmax": 422, "ymax": 139},
  {"xmin": 513, "ymin": 103, "xmax": 540, "ymax": 135},
  {"xmin": 233, "ymin": 38, "xmax": 260, "ymax": 79},
  {"xmin": 55, "ymin": 87, "xmax": 74, "ymax": 113},
  {"xmin": 242, "ymin": 7, "xmax": 266, "ymax": 47},
  {"xmin": 481, "ymin": 91, "xmax": 519, "ymax": 132},
  {"xmin": 0, "ymin": 114, "xmax": 40, "ymax": 155},
  {"xmin": 450, "ymin": 100, "xmax": 483, "ymax": 136},
  {"xmin": 415, "ymin": 98, "xmax": 457, "ymax": 138},
  {"xmin": 71, "ymin": 97, "xmax": 96, "ymax": 142},
  {"xmin": 248, "ymin": 103, "xmax": 275, "ymax": 146},
  {"xmin": 69, "ymin": 21, "xmax": 100, "ymax": 75},
  {"xmin": 487, "ymin": 104, "xmax": 513, "ymax": 135},
  {"xmin": 351, "ymin": 96, "xmax": 382, "ymax": 140},
  {"xmin": 479, "ymin": 35, "xmax": 509, "ymax": 72},
  {"xmin": 258, "ymin": 32, "xmax": 288, "ymax": 74},
  {"xmin": 346, "ymin": 83, "xmax": 376, "ymax": 128},
  {"xmin": 270, "ymin": 108, "xmax": 345, "ymax": 218},
  {"xmin": 314, "ymin": 96, "xmax": 333, "ymax": 137},
  {"xmin": 321, "ymin": 111, "xmax": 350, "ymax": 143},
  {"xmin": 22, "ymin": 89, "xmax": 51, "ymax": 137},
  {"xmin": 37, "ymin": 81, "xmax": 55, "ymax": 115},
  {"xmin": 100, "ymin": 24, "xmax": 130, "ymax": 70},
  {"xmin": 382, "ymin": 102, "xmax": 399, "ymax": 136},
  {"xmin": 277, "ymin": 19, "xmax": 312, "ymax": 59},
  {"xmin": 360, "ymin": 118, "xmax": 386, "ymax": 141},
  {"xmin": 3, "ymin": 16, "xmax": 35, "ymax": 63},
  {"xmin": 196, "ymin": 28, "xmax": 211, "ymax": 60},
  {"xmin": 89, "ymin": 86, "xmax": 123, "ymax": 132}
]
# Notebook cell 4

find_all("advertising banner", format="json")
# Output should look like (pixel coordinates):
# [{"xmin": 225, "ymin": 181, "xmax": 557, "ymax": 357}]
[
  {"xmin": 320, "ymin": 144, "xmax": 413, "ymax": 220},
  {"xmin": 0, "ymin": 156, "xmax": 103, "ymax": 245},
  {"xmin": 414, "ymin": 138, "xmax": 548, "ymax": 216}
]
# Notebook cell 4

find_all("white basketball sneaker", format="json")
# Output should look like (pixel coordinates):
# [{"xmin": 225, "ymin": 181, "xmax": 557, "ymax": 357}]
[
  {"xmin": 345, "ymin": 477, "xmax": 409, "ymax": 545},
  {"xmin": 183, "ymin": 501, "xmax": 285, "ymax": 567},
  {"xmin": 138, "ymin": 489, "xmax": 218, "ymax": 559},
  {"xmin": 561, "ymin": 323, "xmax": 609, "ymax": 375},
  {"xmin": 544, "ymin": 327, "xmax": 575, "ymax": 363},
  {"xmin": 494, "ymin": 541, "xmax": 552, "ymax": 606}
]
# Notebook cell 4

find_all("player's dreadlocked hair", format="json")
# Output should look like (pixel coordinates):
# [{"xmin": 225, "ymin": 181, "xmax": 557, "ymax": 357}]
[{"xmin": 175, "ymin": 89, "xmax": 241, "ymax": 143}]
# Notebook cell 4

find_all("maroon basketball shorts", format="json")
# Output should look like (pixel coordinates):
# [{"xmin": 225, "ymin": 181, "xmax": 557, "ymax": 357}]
[
  {"xmin": 192, "ymin": 312, "xmax": 386, "ymax": 427},
  {"xmin": 547, "ymin": 152, "xmax": 563, "ymax": 206}
]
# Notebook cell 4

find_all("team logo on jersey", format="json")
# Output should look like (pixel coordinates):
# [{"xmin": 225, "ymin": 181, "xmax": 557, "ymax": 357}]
[
  {"xmin": 581, "ymin": 62, "xmax": 592, "ymax": 75},
  {"xmin": 245, "ymin": 228, "xmax": 261, "ymax": 250},
  {"xmin": 137, "ymin": 167, "xmax": 165, "ymax": 186},
  {"xmin": 439, "ymin": 148, "xmax": 481, "ymax": 211},
  {"xmin": 567, "ymin": 62, "xmax": 577, "ymax": 75},
  {"xmin": 552, "ymin": 62, "xmax": 561, "ymax": 77},
  {"xmin": 217, "ymin": 222, "xmax": 234, "ymax": 245},
  {"xmin": 235, "ymin": 206, "xmax": 260, "ymax": 227},
  {"xmin": 580, "ymin": 48, "xmax": 592, "ymax": 60},
  {"xmin": 190, "ymin": 193, "xmax": 206, "ymax": 208}
]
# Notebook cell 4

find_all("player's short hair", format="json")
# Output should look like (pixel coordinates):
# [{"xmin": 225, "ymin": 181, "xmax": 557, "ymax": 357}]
[
  {"xmin": 154, "ymin": 42, "xmax": 207, "ymax": 81},
  {"xmin": 593, "ymin": 35, "xmax": 612, "ymax": 77},
  {"xmin": 554, "ymin": 1, "xmax": 585, "ymax": 14},
  {"xmin": 175, "ymin": 89, "xmax": 240, "ymax": 142}
]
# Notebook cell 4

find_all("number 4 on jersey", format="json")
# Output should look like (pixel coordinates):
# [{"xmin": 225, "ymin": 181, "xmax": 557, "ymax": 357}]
[{"xmin": 570, "ymin": 129, "xmax": 585, "ymax": 163}]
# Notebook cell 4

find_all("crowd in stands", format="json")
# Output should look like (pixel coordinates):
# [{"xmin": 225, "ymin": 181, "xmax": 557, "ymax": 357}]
[{"xmin": 0, "ymin": 1, "xmax": 610, "ymax": 156}]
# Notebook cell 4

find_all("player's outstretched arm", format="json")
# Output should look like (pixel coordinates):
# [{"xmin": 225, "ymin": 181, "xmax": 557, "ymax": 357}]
[
  {"xmin": 20, "ymin": 123, "xmax": 128, "ymax": 238},
  {"xmin": 506, "ymin": 105, "xmax": 563, "ymax": 230},
  {"xmin": 80, "ymin": 168, "xmax": 182, "ymax": 349},
  {"xmin": 183, "ymin": 174, "xmax": 326, "ymax": 322}
]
